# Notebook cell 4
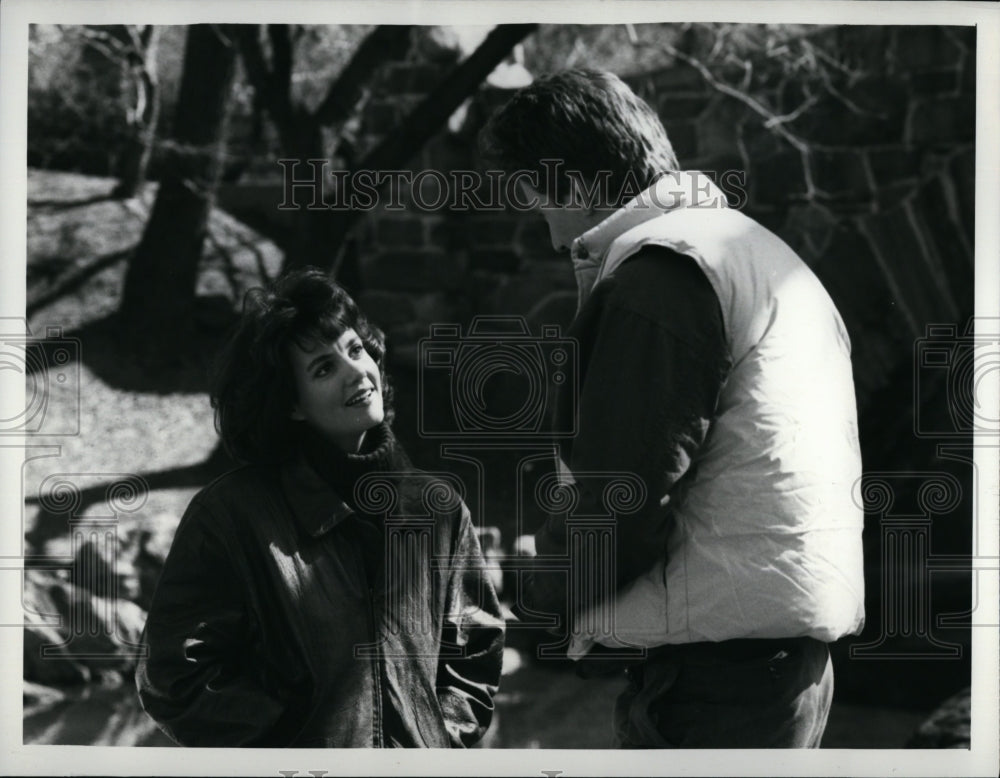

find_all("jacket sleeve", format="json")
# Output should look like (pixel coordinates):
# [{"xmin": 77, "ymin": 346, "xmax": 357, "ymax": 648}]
[
  {"xmin": 526, "ymin": 248, "xmax": 729, "ymax": 626},
  {"xmin": 435, "ymin": 503, "xmax": 506, "ymax": 748},
  {"xmin": 135, "ymin": 499, "xmax": 301, "ymax": 746}
]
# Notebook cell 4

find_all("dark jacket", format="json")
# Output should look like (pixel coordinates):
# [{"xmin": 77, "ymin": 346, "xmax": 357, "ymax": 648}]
[{"xmin": 136, "ymin": 425, "xmax": 505, "ymax": 747}]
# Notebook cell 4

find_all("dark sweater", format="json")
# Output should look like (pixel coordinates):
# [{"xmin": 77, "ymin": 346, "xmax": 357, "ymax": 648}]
[{"xmin": 530, "ymin": 245, "xmax": 730, "ymax": 622}]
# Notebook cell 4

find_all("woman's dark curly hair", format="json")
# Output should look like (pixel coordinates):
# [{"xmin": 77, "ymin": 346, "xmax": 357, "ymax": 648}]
[{"xmin": 211, "ymin": 268, "xmax": 393, "ymax": 464}]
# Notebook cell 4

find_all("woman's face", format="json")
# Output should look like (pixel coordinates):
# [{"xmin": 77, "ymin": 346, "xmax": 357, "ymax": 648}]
[{"xmin": 288, "ymin": 327, "xmax": 385, "ymax": 453}]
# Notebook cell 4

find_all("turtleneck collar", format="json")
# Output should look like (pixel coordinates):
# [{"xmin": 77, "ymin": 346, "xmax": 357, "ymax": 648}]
[
  {"xmin": 280, "ymin": 422, "xmax": 409, "ymax": 538},
  {"xmin": 569, "ymin": 171, "xmax": 728, "ymax": 312}
]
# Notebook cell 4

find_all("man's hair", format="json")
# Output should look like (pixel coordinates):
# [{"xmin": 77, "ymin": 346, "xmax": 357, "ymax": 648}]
[
  {"xmin": 211, "ymin": 268, "xmax": 392, "ymax": 464},
  {"xmin": 478, "ymin": 69, "xmax": 679, "ymax": 209}
]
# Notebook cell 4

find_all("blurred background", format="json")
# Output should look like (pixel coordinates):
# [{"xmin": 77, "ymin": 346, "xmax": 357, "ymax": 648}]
[{"xmin": 18, "ymin": 22, "xmax": 979, "ymax": 748}]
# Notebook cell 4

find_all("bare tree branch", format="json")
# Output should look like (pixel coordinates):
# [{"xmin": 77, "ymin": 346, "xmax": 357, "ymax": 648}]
[
  {"xmin": 268, "ymin": 24, "xmax": 294, "ymax": 109},
  {"xmin": 313, "ymin": 25, "xmax": 415, "ymax": 126},
  {"xmin": 235, "ymin": 26, "xmax": 295, "ymax": 147}
]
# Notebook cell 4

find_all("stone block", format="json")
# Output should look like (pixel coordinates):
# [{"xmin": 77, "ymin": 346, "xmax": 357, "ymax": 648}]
[
  {"xmin": 423, "ymin": 134, "xmax": 471, "ymax": 175},
  {"xmin": 791, "ymin": 79, "xmax": 908, "ymax": 145},
  {"xmin": 468, "ymin": 269, "xmax": 510, "ymax": 315},
  {"xmin": 658, "ymin": 94, "xmax": 712, "ymax": 122},
  {"xmin": 357, "ymin": 289, "xmax": 417, "ymax": 329},
  {"xmin": 408, "ymin": 168, "xmax": 453, "ymax": 212},
  {"xmin": 427, "ymin": 215, "xmax": 465, "ymax": 251},
  {"xmin": 778, "ymin": 203, "xmax": 837, "ymax": 265},
  {"xmin": 470, "ymin": 248, "xmax": 523, "ymax": 274},
  {"xmin": 379, "ymin": 62, "xmax": 447, "ymax": 95},
  {"xmin": 948, "ymin": 148, "xmax": 975, "ymax": 240},
  {"xmin": 867, "ymin": 148, "xmax": 923, "ymax": 186},
  {"xmin": 894, "ymin": 26, "xmax": 963, "ymax": 71},
  {"xmin": 908, "ymin": 96, "xmax": 975, "ymax": 145},
  {"xmin": 463, "ymin": 214, "xmax": 523, "ymax": 248},
  {"xmin": 960, "ymin": 47, "xmax": 975, "ymax": 94},
  {"xmin": 629, "ymin": 63, "xmax": 705, "ymax": 97},
  {"xmin": 858, "ymin": 205, "xmax": 956, "ymax": 330},
  {"xmin": 748, "ymin": 146, "xmax": 809, "ymax": 206},
  {"xmin": 811, "ymin": 150, "xmax": 872, "ymax": 204},
  {"xmin": 747, "ymin": 206, "xmax": 790, "ymax": 236},
  {"xmin": 815, "ymin": 223, "xmax": 896, "ymax": 331},
  {"xmin": 693, "ymin": 101, "xmax": 743, "ymax": 163},
  {"xmin": 910, "ymin": 69, "xmax": 959, "ymax": 96},
  {"xmin": 361, "ymin": 99, "xmax": 399, "ymax": 134},
  {"xmin": 411, "ymin": 291, "xmax": 454, "ymax": 323},
  {"xmin": 835, "ymin": 26, "xmax": 893, "ymax": 72},
  {"xmin": 663, "ymin": 120, "xmax": 697, "ymax": 164},
  {"xmin": 360, "ymin": 249, "xmax": 467, "ymax": 292},
  {"xmin": 374, "ymin": 215, "xmax": 426, "ymax": 248},
  {"xmin": 874, "ymin": 181, "xmax": 919, "ymax": 213},
  {"xmin": 911, "ymin": 177, "xmax": 973, "ymax": 308}
]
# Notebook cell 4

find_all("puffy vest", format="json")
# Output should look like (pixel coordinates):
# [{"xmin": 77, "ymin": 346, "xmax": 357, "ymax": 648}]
[{"xmin": 568, "ymin": 175, "xmax": 865, "ymax": 652}]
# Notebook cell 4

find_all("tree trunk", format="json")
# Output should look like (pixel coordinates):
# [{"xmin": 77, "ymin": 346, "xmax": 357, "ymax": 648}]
[
  {"xmin": 119, "ymin": 24, "xmax": 237, "ymax": 351},
  {"xmin": 114, "ymin": 26, "xmax": 162, "ymax": 198}
]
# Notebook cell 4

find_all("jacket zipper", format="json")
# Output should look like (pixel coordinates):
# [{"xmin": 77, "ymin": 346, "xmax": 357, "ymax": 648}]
[{"xmin": 368, "ymin": 585, "xmax": 384, "ymax": 748}]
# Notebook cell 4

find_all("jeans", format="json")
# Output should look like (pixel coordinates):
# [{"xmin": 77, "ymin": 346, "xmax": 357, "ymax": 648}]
[{"xmin": 612, "ymin": 637, "xmax": 833, "ymax": 748}]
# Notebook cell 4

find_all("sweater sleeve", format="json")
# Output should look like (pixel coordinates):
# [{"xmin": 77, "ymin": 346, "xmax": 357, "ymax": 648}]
[{"xmin": 526, "ymin": 246, "xmax": 729, "ymax": 626}]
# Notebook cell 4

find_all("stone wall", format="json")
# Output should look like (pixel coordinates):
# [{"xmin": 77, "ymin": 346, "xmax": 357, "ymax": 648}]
[{"xmin": 354, "ymin": 25, "xmax": 976, "ymax": 420}]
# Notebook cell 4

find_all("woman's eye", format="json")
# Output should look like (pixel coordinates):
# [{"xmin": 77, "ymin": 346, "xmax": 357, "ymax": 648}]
[
  {"xmin": 314, "ymin": 363, "xmax": 331, "ymax": 378},
  {"xmin": 349, "ymin": 343, "xmax": 364, "ymax": 358}
]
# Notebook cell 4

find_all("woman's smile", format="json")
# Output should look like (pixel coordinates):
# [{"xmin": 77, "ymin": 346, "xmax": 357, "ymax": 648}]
[{"xmin": 345, "ymin": 385, "xmax": 376, "ymax": 407}]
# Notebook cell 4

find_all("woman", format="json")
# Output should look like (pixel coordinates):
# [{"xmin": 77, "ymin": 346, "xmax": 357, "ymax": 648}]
[{"xmin": 136, "ymin": 269, "xmax": 505, "ymax": 747}]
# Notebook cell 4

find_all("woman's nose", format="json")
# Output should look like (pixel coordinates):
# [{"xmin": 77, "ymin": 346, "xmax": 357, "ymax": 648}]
[{"xmin": 342, "ymin": 354, "xmax": 368, "ymax": 379}]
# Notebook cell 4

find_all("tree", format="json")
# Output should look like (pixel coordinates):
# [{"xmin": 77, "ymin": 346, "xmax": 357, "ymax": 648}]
[
  {"xmin": 327, "ymin": 23, "xmax": 537, "ymax": 288},
  {"xmin": 118, "ymin": 24, "xmax": 238, "ymax": 350},
  {"xmin": 237, "ymin": 23, "xmax": 537, "ymax": 278},
  {"xmin": 113, "ymin": 25, "xmax": 162, "ymax": 198},
  {"xmin": 236, "ymin": 24, "xmax": 416, "ymax": 271}
]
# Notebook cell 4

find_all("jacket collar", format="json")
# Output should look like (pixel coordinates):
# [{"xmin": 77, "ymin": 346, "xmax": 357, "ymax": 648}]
[
  {"xmin": 278, "ymin": 422, "xmax": 401, "ymax": 538},
  {"xmin": 279, "ymin": 452, "xmax": 356, "ymax": 538},
  {"xmin": 570, "ymin": 171, "xmax": 728, "ymax": 311}
]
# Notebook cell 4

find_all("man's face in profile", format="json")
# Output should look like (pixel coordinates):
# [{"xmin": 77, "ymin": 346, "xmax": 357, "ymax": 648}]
[{"xmin": 518, "ymin": 181, "xmax": 607, "ymax": 253}]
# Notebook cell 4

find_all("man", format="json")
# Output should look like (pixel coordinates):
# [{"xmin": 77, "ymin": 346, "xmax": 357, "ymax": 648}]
[{"xmin": 479, "ymin": 69, "xmax": 864, "ymax": 748}]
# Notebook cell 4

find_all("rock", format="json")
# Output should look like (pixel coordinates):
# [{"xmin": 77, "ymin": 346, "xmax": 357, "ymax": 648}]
[
  {"xmin": 906, "ymin": 687, "xmax": 970, "ymax": 747},
  {"xmin": 133, "ymin": 512, "xmax": 182, "ymax": 611},
  {"xmin": 23, "ymin": 569, "xmax": 148, "ymax": 683}
]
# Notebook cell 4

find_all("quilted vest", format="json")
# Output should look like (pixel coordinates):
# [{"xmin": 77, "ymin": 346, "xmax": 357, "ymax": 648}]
[{"xmin": 568, "ymin": 174, "xmax": 865, "ymax": 651}]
